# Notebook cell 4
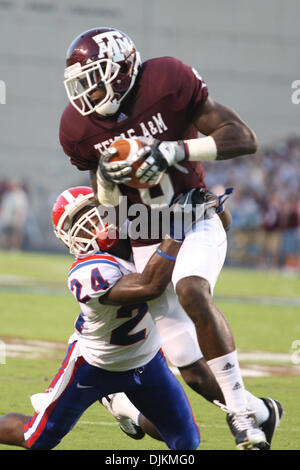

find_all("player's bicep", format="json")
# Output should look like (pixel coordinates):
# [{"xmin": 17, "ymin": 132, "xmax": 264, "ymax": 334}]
[{"xmin": 193, "ymin": 97, "xmax": 246, "ymax": 135}]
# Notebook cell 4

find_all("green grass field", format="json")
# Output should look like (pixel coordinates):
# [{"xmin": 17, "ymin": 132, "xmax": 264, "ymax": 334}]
[{"xmin": 0, "ymin": 250, "xmax": 299, "ymax": 451}]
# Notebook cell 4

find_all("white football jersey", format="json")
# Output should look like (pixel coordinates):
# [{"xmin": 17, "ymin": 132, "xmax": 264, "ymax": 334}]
[{"xmin": 67, "ymin": 252, "xmax": 161, "ymax": 371}]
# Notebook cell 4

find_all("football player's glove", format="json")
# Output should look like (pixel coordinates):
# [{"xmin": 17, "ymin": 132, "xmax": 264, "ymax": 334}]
[
  {"xmin": 167, "ymin": 188, "xmax": 219, "ymax": 241},
  {"xmin": 135, "ymin": 140, "xmax": 186, "ymax": 186},
  {"xmin": 98, "ymin": 147, "xmax": 132, "ymax": 184},
  {"xmin": 216, "ymin": 187, "xmax": 234, "ymax": 213},
  {"xmin": 96, "ymin": 163, "xmax": 123, "ymax": 207}
]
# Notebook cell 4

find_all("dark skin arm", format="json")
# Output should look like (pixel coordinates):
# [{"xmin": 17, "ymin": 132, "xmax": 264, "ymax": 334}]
[
  {"xmin": 206, "ymin": 192, "xmax": 232, "ymax": 232},
  {"xmin": 91, "ymin": 98, "xmax": 257, "ymax": 185},
  {"xmin": 194, "ymin": 97, "xmax": 258, "ymax": 159},
  {"xmin": 90, "ymin": 169, "xmax": 98, "ymax": 201},
  {"xmin": 100, "ymin": 238, "xmax": 181, "ymax": 306},
  {"xmin": 91, "ymin": 97, "xmax": 257, "ymax": 191},
  {"xmin": 218, "ymin": 207, "xmax": 232, "ymax": 232}
]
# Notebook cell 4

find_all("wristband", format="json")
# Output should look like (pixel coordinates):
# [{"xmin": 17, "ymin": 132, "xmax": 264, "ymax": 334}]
[
  {"xmin": 156, "ymin": 248, "xmax": 177, "ymax": 261},
  {"xmin": 184, "ymin": 136, "xmax": 217, "ymax": 162}
]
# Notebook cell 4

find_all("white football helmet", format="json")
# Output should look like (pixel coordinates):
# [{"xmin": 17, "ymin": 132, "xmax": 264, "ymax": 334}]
[{"xmin": 52, "ymin": 186, "xmax": 118, "ymax": 257}]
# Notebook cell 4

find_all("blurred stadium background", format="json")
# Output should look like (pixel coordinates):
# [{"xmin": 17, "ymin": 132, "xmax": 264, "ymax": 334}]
[{"xmin": 0, "ymin": 0, "xmax": 299, "ymax": 269}]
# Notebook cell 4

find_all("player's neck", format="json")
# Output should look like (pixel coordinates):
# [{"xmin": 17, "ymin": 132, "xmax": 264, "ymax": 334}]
[{"xmin": 107, "ymin": 239, "xmax": 132, "ymax": 261}]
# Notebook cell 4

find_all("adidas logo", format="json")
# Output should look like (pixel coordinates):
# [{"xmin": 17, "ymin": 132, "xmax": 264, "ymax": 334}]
[
  {"xmin": 222, "ymin": 362, "xmax": 235, "ymax": 371},
  {"xmin": 117, "ymin": 112, "xmax": 128, "ymax": 122},
  {"xmin": 232, "ymin": 382, "xmax": 242, "ymax": 391}
]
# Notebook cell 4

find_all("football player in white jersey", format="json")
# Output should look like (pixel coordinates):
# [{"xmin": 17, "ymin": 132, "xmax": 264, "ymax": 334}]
[{"xmin": 0, "ymin": 185, "xmax": 210, "ymax": 450}]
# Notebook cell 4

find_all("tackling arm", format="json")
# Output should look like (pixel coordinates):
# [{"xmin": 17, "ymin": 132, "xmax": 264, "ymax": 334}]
[{"xmin": 100, "ymin": 238, "xmax": 181, "ymax": 306}]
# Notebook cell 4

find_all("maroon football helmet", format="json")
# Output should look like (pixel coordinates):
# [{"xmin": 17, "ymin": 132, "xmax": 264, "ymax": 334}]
[{"xmin": 64, "ymin": 27, "xmax": 141, "ymax": 116}]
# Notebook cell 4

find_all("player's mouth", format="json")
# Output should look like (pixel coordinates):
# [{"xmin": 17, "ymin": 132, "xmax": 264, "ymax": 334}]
[{"xmin": 88, "ymin": 88, "xmax": 106, "ymax": 105}]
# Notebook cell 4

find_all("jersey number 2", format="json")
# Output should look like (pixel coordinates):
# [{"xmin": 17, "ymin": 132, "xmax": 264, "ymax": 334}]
[{"xmin": 110, "ymin": 303, "xmax": 148, "ymax": 346}]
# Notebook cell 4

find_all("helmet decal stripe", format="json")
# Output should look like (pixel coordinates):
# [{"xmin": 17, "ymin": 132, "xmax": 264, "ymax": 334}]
[{"xmin": 61, "ymin": 189, "xmax": 75, "ymax": 203}]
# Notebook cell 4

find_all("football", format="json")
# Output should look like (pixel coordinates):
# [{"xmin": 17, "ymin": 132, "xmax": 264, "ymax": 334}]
[{"xmin": 107, "ymin": 138, "xmax": 153, "ymax": 189}]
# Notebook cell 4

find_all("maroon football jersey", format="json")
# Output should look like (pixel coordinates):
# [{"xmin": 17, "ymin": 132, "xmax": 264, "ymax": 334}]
[{"xmin": 60, "ymin": 56, "xmax": 209, "ymax": 245}]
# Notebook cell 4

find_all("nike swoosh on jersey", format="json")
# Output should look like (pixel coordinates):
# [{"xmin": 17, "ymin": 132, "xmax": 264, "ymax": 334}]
[{"xmin": 76, "ymin": 383, "xmax": 94, "ymax": 389}]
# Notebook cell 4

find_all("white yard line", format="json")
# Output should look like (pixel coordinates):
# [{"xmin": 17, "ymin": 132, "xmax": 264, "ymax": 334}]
[
  {"xmin": 1, "ymin": 275, "xmax": 300, "ymax": 306},
  {"xmin": 169, "ymin": 366, "xmax": 272, "ymax": 378},
  {"xmin": 1, "ymin": 337, "xmax": 300, "ymax": 377}
]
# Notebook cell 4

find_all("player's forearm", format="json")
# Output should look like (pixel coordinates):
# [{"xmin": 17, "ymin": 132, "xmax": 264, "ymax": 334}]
[
  {"xmin": 100, "ymin": 239, "xmax": 181, "ymax": 305},
  {"xmin": 99, "ymin": 273, "xmax": 159, "ymax": 305},
  {"xmin": 153, "ymin": 124, "xmax": 257, "ymax": 173},
  {"xmin": 185, "ymin": 98, "xmax": 258, "ymax": 161},
  {"xmin": 139, "ymin": 238, "xmax": 182, "ymax": 292},
  {"xmin": 210, "ymin": 122, "xmax": 258, "ymax": 160},
  {"xmin": 218, "ymin": 208, "xmax": 232, "ymax": 232},
  {"xmin": 181, "ymin": 123, "xmax": 257, "ymax": 163}
]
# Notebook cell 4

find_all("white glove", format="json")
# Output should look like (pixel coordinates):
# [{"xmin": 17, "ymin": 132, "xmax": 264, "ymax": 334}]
[
  {"xmin": 98, "ymin": 148, "xmax": 133, "ymax": 184},
  {"xmin": 96, "ymin": 165, "xmax": 122, "ymax": 207},
  {"xmin": 135, "ymin": 140, "xmax": 186, "ymax": 186},
  {"xmin": 98, "ymin": 137, "xmax": 157, "ymax": 184}
]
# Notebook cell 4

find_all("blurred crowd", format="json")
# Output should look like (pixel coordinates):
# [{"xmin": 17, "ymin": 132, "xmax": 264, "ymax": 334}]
[
  {"xmin": 204, "ymin": 138, "xmax": 300, "ymax": 271},
  {"xmin": 1, "ymin": 138, "xmax": 300, "ymax": 272},
  {"xmin": 0, "ymin": 179, "xmax": 30, "ymax": 251}
]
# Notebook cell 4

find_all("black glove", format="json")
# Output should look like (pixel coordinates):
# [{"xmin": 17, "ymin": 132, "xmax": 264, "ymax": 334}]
[{"xmin": 167, "ymin": 188, "xmax": 223, "ymax": 241}]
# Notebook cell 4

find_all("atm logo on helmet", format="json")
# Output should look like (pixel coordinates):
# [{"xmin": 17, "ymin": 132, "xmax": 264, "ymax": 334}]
[{"xmin": 92, "ymin": 31, "xmax": 132, "ymax": 62}]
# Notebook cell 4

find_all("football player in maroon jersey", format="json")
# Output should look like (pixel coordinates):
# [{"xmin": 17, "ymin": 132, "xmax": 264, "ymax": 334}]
[{"xmin": 60, "ymin": 27, "xmax": 282, "ymax": 450}]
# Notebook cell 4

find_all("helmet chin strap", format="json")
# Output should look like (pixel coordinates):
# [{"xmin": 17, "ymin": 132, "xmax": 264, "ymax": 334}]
[
  {"xmin": 95, "ymin": 99, "xmax": 120, "ymax": 116},
  {"xmin": 94, "ymin": 83, "xmax": 120, "ymax": 116}
]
